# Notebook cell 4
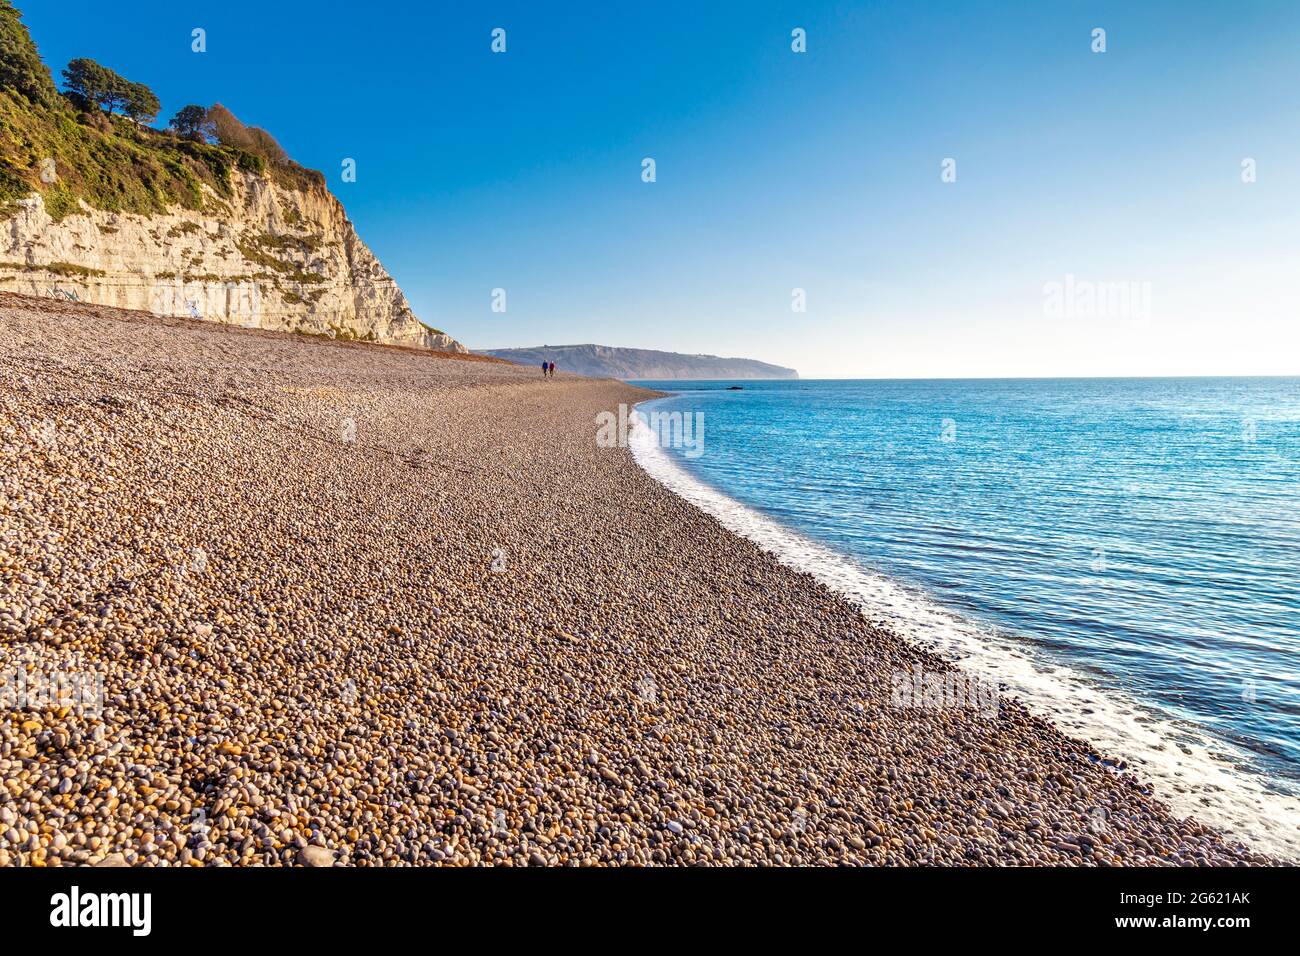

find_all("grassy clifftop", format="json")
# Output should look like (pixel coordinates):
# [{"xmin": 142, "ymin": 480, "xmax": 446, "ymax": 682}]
[
  {"xmin": 0, "ymin": 0, "xmax": 323, "ymax": 221},
  {"xmin": 0, "ymin": 89, "xmax": 254, "ymax": 220}
]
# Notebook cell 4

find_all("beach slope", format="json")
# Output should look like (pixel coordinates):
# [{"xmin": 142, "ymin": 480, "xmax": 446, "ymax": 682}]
[{"xmin": 0, "ymin": 293, "xmax": 1269, "ymax": 865}]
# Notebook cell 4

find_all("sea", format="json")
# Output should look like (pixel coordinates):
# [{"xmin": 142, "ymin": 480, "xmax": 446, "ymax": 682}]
[{"xmin": 627, "ymin": 377, "xmax": 1300, "ymax": 859}]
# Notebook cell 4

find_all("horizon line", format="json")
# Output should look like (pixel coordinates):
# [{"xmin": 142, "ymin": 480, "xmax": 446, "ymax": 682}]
[{"xmin": 624, "ymin": 373, "xmax": 1300, "ymax": 382}]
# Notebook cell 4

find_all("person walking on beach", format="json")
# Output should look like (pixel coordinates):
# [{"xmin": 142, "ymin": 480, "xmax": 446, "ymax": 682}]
[
  {"xmin": 541, "ymin": 360, "xmax": 548, "ymax": 379},
  {"xmin": 548, "ymin": 361, "xmax": 556, "ymax": 378}
]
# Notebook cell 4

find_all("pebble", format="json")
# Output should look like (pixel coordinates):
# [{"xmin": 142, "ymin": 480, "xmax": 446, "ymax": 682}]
[{"xmin": 299, "ymin": 846, "xmax": 336, "ymax": 868}]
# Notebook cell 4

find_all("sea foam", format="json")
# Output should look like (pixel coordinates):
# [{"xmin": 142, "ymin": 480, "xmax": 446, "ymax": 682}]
[{"xmin": 630, "ymin": 398, "xmax": 1300, "ymax": 861}]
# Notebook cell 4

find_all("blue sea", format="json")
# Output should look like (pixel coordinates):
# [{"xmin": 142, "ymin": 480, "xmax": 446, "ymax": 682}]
[{"xmin": 629, "ymin": 377, "xmax": 1300, "ymax": 857}]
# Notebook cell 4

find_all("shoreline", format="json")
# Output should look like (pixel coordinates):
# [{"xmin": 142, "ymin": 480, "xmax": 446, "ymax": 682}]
[
  {"xmin": 629, "ymin": 394, "xmax": 1299, "ymax": 862},
  {"xmin": 0, "ymin": 294, "xmax": 1274, "ymax": 866}
]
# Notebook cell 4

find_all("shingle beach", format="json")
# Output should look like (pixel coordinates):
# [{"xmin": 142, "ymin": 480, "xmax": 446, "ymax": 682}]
[{"xmin": 0, "ymin": 294, "xmax": 1271, "ymax": 866}]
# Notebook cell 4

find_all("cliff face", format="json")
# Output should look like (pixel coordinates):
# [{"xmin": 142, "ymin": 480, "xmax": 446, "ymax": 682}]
[
  {"xmin": 0, "ymin": 172, "xmax": 464, "ymax": 351},
  {"xmin": 477, "ymin": 344, "xmax": 798, "ymax": 380}
]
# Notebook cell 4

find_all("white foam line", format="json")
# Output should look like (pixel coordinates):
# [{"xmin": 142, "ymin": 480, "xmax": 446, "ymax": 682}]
[{"xmin": 629, "ymin": 400, "xmax": 1300, "ymax": 861}]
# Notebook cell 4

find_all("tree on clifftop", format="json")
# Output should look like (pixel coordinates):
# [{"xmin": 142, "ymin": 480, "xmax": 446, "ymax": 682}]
[
  {"xmin": 169, "ymin": 104, "xmax": 212, "ymax": 141},
  {"xmin": 0, "ymin": 0, "xmax": 61, "ymax": 106},
  {"xmin": 207, "ymin": 103, "xmax": 290, "ymax": 165},
  {"xmin": 61, "ymin": 58, "xmax": 122, "ymax": 112},
  {"xmin": 61, "ymin": 57, "xmax": 159, "ymax": 123},
  {"xmin": 122, "ymin": 81, "xmax": 160, "ymax": 124},
  {"xmin": 204, "ymin": 103, "xmax": 326, "ymax": 190}
]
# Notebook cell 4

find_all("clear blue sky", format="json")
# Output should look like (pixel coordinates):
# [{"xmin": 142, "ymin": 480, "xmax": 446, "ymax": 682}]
[{"xmin": 21, "ymin": 1, "xmax": 1300, "ymax": 377}]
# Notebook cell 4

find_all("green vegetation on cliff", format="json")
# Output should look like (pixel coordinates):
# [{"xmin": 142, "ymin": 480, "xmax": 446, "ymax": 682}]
[{"xmin": 0, "ymin": 0, "xmax": 324, "ymax": 220}]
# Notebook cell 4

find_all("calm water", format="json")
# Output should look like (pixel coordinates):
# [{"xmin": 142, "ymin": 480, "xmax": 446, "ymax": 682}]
[{"xmin": 630, "ymin": 377, "xmax": 1300, "ymax": 855}]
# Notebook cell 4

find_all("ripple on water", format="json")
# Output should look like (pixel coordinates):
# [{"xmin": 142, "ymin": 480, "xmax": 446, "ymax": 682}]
[{"xmin": 630, "ymin": 397, "xmax": 1300, "ymax": 861}]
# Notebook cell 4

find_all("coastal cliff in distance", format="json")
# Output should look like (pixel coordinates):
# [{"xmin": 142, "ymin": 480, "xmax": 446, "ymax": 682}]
[
  {"xmin": 0, "ymin": 2, "xmax": 463, "ymax": 351},
  {"xmin": 477, "ymin": 344, "xmax": 798, "ymax": 380}
]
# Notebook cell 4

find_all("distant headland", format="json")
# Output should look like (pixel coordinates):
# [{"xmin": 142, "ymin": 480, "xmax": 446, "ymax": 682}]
[{"xmin": 476, "ymin": 344, "xmax": 798, "ymax": 380}]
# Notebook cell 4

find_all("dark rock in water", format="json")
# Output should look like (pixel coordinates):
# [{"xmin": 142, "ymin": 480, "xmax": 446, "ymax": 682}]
[{"xmin": 727, "ymin": 385, "xmax": 744, "ymax": 390}]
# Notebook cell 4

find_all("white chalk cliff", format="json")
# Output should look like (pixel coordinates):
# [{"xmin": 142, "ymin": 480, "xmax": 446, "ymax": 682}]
[{"xmin": 0, "ymin": 171, "xmax": 464, "ymax": 351}]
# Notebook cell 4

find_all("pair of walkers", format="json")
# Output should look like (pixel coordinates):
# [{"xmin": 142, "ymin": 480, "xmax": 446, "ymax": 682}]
[{"xmin": 540, "ymin": 361, "xmax": 556, "ymax": 378}]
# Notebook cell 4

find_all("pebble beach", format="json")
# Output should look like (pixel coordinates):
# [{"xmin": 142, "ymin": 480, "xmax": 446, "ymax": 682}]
[{"xmin": 0, "ymin": 293, "xmax": 1273, "ymax": 866}]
